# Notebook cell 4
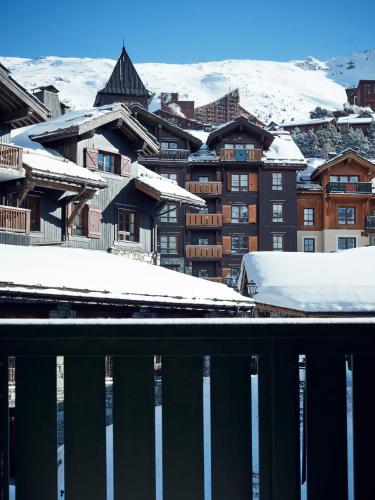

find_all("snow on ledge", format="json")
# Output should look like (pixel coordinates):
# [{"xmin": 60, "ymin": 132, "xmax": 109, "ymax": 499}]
[{"xmin": 262, "ymin": 131, "xmax": 306, "ymax": 165}]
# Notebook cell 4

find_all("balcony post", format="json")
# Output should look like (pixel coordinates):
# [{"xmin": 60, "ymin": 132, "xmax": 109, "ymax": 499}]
[
  {"xmin": 305, "ymin": 355, "xmax": 348, "ymax": 500},
  {"xmin": 0, "ymin": 357, "xmax": 9, "ymax": 500},
  {"xmin": 211, "ymin": 356, "xmax": 252, "ymax": 500},
  {"xmin": 163, "ymin": 356, "xmax": 204, "ymax": 500},
  {"xmin": 258, "ymin": 341, "xmax": 300, "ymax": 500}
]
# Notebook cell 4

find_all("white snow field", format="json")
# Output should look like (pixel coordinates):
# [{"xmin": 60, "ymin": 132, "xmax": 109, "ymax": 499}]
[{"xmin": 2, "ymin": 48, "xmax": 375, "ymax": 123}]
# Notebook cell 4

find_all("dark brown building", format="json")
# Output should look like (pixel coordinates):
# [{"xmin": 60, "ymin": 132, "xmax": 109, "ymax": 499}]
[{"xmin": 346, "ymin": 80, "xmax": 375, "ymax": 111}]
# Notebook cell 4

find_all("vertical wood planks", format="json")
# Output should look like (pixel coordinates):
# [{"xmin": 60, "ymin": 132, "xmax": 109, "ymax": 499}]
[
  {"xmin": 16, "ymin": 356, "xmax": 57, "ymax": 500},
  {"xmin": 113, "ymin": 356, "xmax": 155, "ymax": 500},
  {"xmin": 259, "ymin": 342, "xmax": 300, "ymax": 500},
  {"xmin": 211, "ymin": 356, "xmax": 252, "ymax": 500},
  {"xmin": 64, "ymin": 356, "xmax": 106, "ymax": 500},
  {"xmin": 162, "ymin": 356, "xmax": 204, "ymax": 500},
  {"xmin": 306, "ymin": 355, "xmax": 348, "ymax": 500},
  {"xmin": 352, "ymin": 354, "xmax": 375, "ymax": 500},
  {"xmin": 0, "ymin": 357, "xmax": 9, "ymax": 500}
]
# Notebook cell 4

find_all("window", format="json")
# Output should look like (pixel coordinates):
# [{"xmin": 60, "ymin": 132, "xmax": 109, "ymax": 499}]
[
  {"xmin": 231, "ymin": 174, "xmax": 248, "ymax": 192},
  {"xmin": 198, "ymin": 269, "xmax": 209, "ymax": 278},
  {"xmin": 199, "ymin": 207, "xmax": 209, "ymax": 214},
  {"xmin": 304, "ymin": 208, "xmax": 314, "ymax": 226},
  {"xmin": 338, "ymin": 237, "xmax": 356, "ymax": 250},
  {"xmin": 224, "ymin": 144, "xmax": 234, "ymax": 149},
  {"xmin": 272, "ymin": 234, "xmax": 284, "ymax": 251},
  {"xmin": 304, "ymin": 238, "xmax": 315, "ymax": 252},
  {"xmin": 231, "ymin": 235, "xmax": 248, "ymax": 254},
  {"xmin": 98, "ymin": 151, "xmax": 116, "ymax": 173},
  {"xmin": 161, "ymin": 204, "xmax": 178, "ymax": 223},
  {"xmin": 161, "ymin": 173, "xmax": 177, "ymax": 182},
  {"xmin": 272, "ymin": 173, "xmax": 283, "ymax": 191},
  {"xmin": 272, "ymin": 204, "xmax": 284, "ymax": 223},
  {"xmin": 160, "ymin": 235, "xmax": 178, "ymax": 254},
  {"xmin": 118, "ymin": 209, "xmax": 139, "ymax": 242},
  {"xmin": 198, "ymin": 238, "xmax": 209, "ymax": 245},
  {"xmin": 161, "ymin": 142, "xmax": 178, "ymax": 150},
  {"xmin": 198, "ymin": 176, "xmax": 209, "ymax": 183},
  {"xmin": 330, "ymin": 175, "xmax": 359, "ymax": 183},
  {"xmin": 338, "ymin": 207, "xmax": 355, "ymax": 225},
  {"xmin": 24, "ymin": 196, "xmax": 41, "ymax": 232},
  {"xmin": 71, "ymin": 204, "xmax": 88, "ymax": 237},
  {"xmin": 231, "ymin": 205, "xmax": 248, "ymax": 223}
]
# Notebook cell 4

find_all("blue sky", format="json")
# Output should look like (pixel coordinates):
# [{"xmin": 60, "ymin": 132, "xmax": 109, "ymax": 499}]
[{"xmin": 2, "ymin": 0, "xmax": 375, "ymax": 62}]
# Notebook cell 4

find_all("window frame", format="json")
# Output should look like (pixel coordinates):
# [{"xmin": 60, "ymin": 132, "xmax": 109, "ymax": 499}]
[
  {"xmin": 231, "ymin": 235, "xmax": 248, "ymax": 254},
  {"xmin": 303, "ymin": 238, "xmax": 315, "ymax": 253},
  {"xmin": 272, "ymin": 172, "xmax": 283, "ymax": 191},
  {"xmin": 272, "ymin": 203, "xmax": 284, "ymax": 223},
  {"xmin": 303, "ymin": 208, "xmax": 314, "ymax": 226},
  {"xmin": 272, "ymin": 234, "xmax": 284, "ymax": 251},
  {"xmin": 161, "ymin": 204, "xmax": 178, "ymax": 223},
  {"xmin": 98, "ymin": 151, "xmax": 116, "ymax": 173},
  {"xmin": 338, "ymin": 237, "xmax": 356, "ymax": 250},
  {"xmin": 231, "ymin": 205, "xmax": 248, "ymax": 223},
  {"xmin": 338, "ymin": 207, "xmax": 355, "ymax": 225},
  {"xmin": 117, "ymin": 209, "xmax": 140, "ymax": 242},
  {"xmin": 160, "ymin": 235, "xmax": 178, "ymax": 254},
  {"xmin": 231, "ymin": 174, "xmax": 248, "ymax": 192}
]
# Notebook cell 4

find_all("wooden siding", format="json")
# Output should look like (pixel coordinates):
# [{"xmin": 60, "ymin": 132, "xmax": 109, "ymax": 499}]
[
  {"xmin": 297, "ymin": 193, "xmax": 323, "ymax": 231},
  {"xmin": 185, "ymin": 213, "xmax": 222, "ymax": 227},
  {"xmin": 185, "ymin": 245, "xmax": 223, "ymax": 259}
]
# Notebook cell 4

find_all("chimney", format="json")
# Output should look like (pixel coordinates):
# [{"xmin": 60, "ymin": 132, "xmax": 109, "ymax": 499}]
[{"xmin": 33, "ymin": 86, "xmax": 65, "ymax": 118}]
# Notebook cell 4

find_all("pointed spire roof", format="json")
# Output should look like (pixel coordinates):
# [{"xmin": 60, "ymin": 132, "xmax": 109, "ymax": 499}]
[{"xmin": 94, "ymin": 46, "xmax": 153, "ymax": 107}]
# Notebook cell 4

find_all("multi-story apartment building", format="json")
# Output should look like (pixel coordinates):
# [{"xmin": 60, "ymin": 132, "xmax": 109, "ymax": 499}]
[
  {"xmin": 346, "ymin": 80, "xmax": 375, "ymax": 112},
  {"xmin": 297, "ymin": 149, "xmax": 375, "ymax": 252}
]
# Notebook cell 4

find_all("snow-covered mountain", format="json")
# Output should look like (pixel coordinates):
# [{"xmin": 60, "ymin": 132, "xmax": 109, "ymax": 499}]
[{"xmin": 1, "ymin": 49, "xmax": 374, "ymax": 123}]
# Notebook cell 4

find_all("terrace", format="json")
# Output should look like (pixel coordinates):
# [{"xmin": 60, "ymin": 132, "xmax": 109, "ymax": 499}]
[{"xmin": 0, "ymin": 318, "xmax": 373, "ymax": 500}]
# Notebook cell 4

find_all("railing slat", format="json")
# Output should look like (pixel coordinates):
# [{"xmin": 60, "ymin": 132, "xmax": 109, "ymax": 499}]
[
  {"xmin": 258, "ymin": 343, "xmax": 300, "ymax": 500},
  {"xmin": 352, "ymin": 354, "xmax": 375, "ymax": 500},
  {"xmin": 211, "ymin": 356, "xmax": 252, "ymax": 500},
  {"xmin": 64, "ymin": 356, "xmax": 106, "ymax": 500},
  {"xmin": 0, "ymin": 357, "xmax": 9, "ymax": 500},
  {"xmin": 306, "ymin": 355, "xmax": 348, "ymax": 500},
  {"xmin": 113, "ymin": 356, "xmax": 155, "ymax": 500},
  {"xmin": 15, "ymin": 357, "xmax": 57, "ymax": 500},
  {"xmin": 163, "ymin": 356, "xmax": 204, "ymax": 500}
]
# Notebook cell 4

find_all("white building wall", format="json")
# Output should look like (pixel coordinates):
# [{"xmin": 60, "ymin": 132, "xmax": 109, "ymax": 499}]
[
  {"xmin": 322, "ymin": 229, "xmax": 369, "ymax": 252},
  {"xmin": 298, "ymin": 231, "xmax": 323, "ymax": 253}
]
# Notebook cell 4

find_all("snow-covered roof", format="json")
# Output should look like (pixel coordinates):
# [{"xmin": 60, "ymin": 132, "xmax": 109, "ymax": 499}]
[
  {"xmin": 281, "ymin": 117, "xmax": 335, "ymax": 127},
  {"xmin": 188, "ymin": 145, "xmax": 218, "ymax": 162},
  {"xmin": 337, "ymin": 114, "xmax": 375, "ymax": 125},
  {"xmin": 262, "ymin": 131, "xmax": 306, "ymax": 166},
  {"xmin": 240, "ymin": 247, "xmax": 375, "ymax": 313},
  {"xmin": 310, "ymin": 148, "xmax": 375, "ymax": 180},
  {"xmin": 135, "ymin": 164, "xmax": 205, "ymax": 206},
  {"xmin": 11, "ymin": 128, "xmax": 106, "ymax": 187},
  {"xmin": 0, "ymin": 245, "xmax": 253, "ymax": 310},
  {"xmin": 183, "ymin": 129, "xmax": 210, "ymax": 143},
  {"xmin": 297, "ymin": 158, "xmax": 325, "ymax": 191}
]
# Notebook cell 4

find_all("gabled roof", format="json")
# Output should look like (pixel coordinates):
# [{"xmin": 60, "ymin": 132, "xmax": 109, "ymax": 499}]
[
  {"xmin": 0, "ymin": 63, "xmax": 50, "ymax": 128},
  {"xmin": 311, "ymin": 148, "xmax": 375, "ymax": 180},
  {"xmin": 27, "ymin": 103, "xmax": 159, "ymax": 156},
  {"xmin": 94, "ymin": 47, "xmax": 152, "ymax": 106},
  {"xmin": 207, "ymin": 116, "xmax": 274, "ymax": 149},
  {"xmin": 130, "ymin": 104, "xmax": 203, "ymax": 152}
]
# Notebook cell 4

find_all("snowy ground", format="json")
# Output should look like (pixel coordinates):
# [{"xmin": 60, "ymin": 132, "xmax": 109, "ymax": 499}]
[
  {"xmin": 9, "ymin": 372, "xmax": 354, "ymax": 500},
  {"xmin": 2, "ymin": 48, "xmax": 374, "ymax": 123}
]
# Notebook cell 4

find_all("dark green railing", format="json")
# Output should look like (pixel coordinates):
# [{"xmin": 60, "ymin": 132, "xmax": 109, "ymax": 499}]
[
  {"xmin": 327, "ymin": 181, "xmax": 373, "ymax": 194},
  {"xmin": 1, "ymin": 318, "xmax": 375, "ymax": 500}
]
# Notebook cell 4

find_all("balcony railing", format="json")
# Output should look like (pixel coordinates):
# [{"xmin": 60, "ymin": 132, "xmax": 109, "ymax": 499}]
[
  {"xmin": 0, "ymin": 143, "xmax": 23, "ymax": 170},
  {"xmin": 146, "ymin": 149, "xmax": 191, "ymax": 160},
  {"xmin": 326, "ymin": 181, "xmax": 373, "ymax": 194},
  {"xmin": 186, "ymin": 213, "xmax": 223, "ymax": 227},
  {"xmin": 220, "ymin": 148, "xmax": 262, "ymax": 162},
  {"xmin": 366, "ymin": 215, "xmax": 375, "ymax": 231},
  {"xmin": 1, "ymin": 318, "xmax": 374, "ymax": 500},
  {"xmin": 202, "ymin": 276, "xmax": 223, "ymax": 283},
  {"xmin": 185, "ymin": 244, "xmax": 223, "ymax": 259},
  {"xmin": 0, "ymin": 205, "xmax": 30, "ymax": 233},
  {"xmin": 185, "ymin": 182, "xmax": 222, "ymax": 196}
]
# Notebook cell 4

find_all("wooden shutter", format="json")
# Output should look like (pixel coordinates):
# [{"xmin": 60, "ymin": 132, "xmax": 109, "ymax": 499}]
[
  {"xmin": 248, "ymin": 173, "xmax": 258, "ymax": 192},
  {"xmin": 248, "ymin": 236, "xmax": 258, "ymax": 252},
  {"xmin": 222, "ymin": 205, "xmax": 232, "ymax": 223},
  {"xmin": 227, "ymin": 173, "xmax": 232, "ymax": 192},
  {"xmin": 85, "ymin": 149, "xmax": 98, "ymax": 171},
  {"xmin": 248, "ymin": 204, "xmax": 257, "ymax": 223},
  {"xmin": 216, "ymin": 171, "xmax": 222, "ymax": 181},
  {"xmin": 87, "ymin": 207, "xmax": 102, "ymax": 239},
  {"xmin": 222, "ymin": 236, "xmax": 231, "ymax": 254},
  {"xmin": 120, "ymin": 155, "xmax": 132, "ymax": 176},
  {"xmin": 222, "ymin": 267, "xmax": 231, "ymax": 280}
]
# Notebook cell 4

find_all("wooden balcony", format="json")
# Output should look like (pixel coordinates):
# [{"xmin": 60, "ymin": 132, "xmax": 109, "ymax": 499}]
[
  {"xmin": 0, "ymin": 143, "xmax": 23, "ymax": 170},
  {"xmin": 186, "ymin": 213, "xmax": 222, "ymax": 228},
  {"xmin": 0, "ymin": 205, "xmax": 30, "ymax": 233},
  {"xmin": 1, "ymin": 318, "xmax": 374, "ymax": 500},
  {"xmin": 219, "ymin": 148, "xmax": 262, "ymax": 162},
  {"xmin": 146, "ymin": 149, "xmax": 191, "ymax": 160},
  {"xmin": 366, "ymin": 215, "xmax": 375, "ymax": 231},
  {"xmin": 185, "ymin": 181, "xmax": 222, "ymax": 196},
  {"xmin": 185, "ymin": 244, "xmax": 223, "ymax": 259},
  {"xmin": 326, "ymin": 181, "xmax": 373, "ymax": 195}
]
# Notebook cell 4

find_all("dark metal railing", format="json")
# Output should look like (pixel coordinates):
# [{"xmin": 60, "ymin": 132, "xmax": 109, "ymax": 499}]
[
  {"xmin": 326, "ymin": 181, "xmax": 373, "ymax": 194},
  {"xmin": 145, "ymin": 149, "xmax": 191, "ymax": 160},
  {"xmin": 1, "ymin": 318, "xmax": 375, "ymax": 500},
  {"xmin": 366, "ymin": 215, "xmax": 375, "ymax": 230}
]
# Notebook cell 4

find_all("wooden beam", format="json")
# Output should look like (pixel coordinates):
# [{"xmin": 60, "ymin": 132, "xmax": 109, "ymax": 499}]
[
  {"xmin": 0, "ymin": 107, "xmax": 33, "ymax": 125},
  {"xmin": 17, "ymin": 182, "xmax": 34, "ymax": 207},
  {"xmin": 66, "ymin": 191, "xmax": 94, "ymax": 228}
]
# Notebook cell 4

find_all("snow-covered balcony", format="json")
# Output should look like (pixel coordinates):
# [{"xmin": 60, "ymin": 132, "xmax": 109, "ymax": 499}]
[
  {"xmin": 185, "ymin": 181, "xmax": 222, "ymax": 196},
  {"xmin": 0, "ymin": 205, "xmax": 30, "ymax": 234},
  {"xmin": 326, "ymin": 181, "xmax": 373, "ymax": 195},
  {"xmin": 185, "ymin": 213, "xmax": 222, "ymax": 228},
  {"xmin": 1, "ymin": 318, "xmax": 375, "ymax": 500}
]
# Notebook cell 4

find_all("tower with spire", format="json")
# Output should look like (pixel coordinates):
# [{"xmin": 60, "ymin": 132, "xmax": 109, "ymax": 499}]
[{"xmin": 94, "ymin": 46, "xmax": 153, "ymax": 109}]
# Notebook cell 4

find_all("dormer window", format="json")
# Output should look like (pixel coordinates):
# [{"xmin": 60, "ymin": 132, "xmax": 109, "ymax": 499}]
[
  {"xmin": 98, "ymin": 151, "xmax": 115, "ymax": 173},
  {"xmin": 161, "ymin": 142, "xmax": 178, "ymax": 150}
]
